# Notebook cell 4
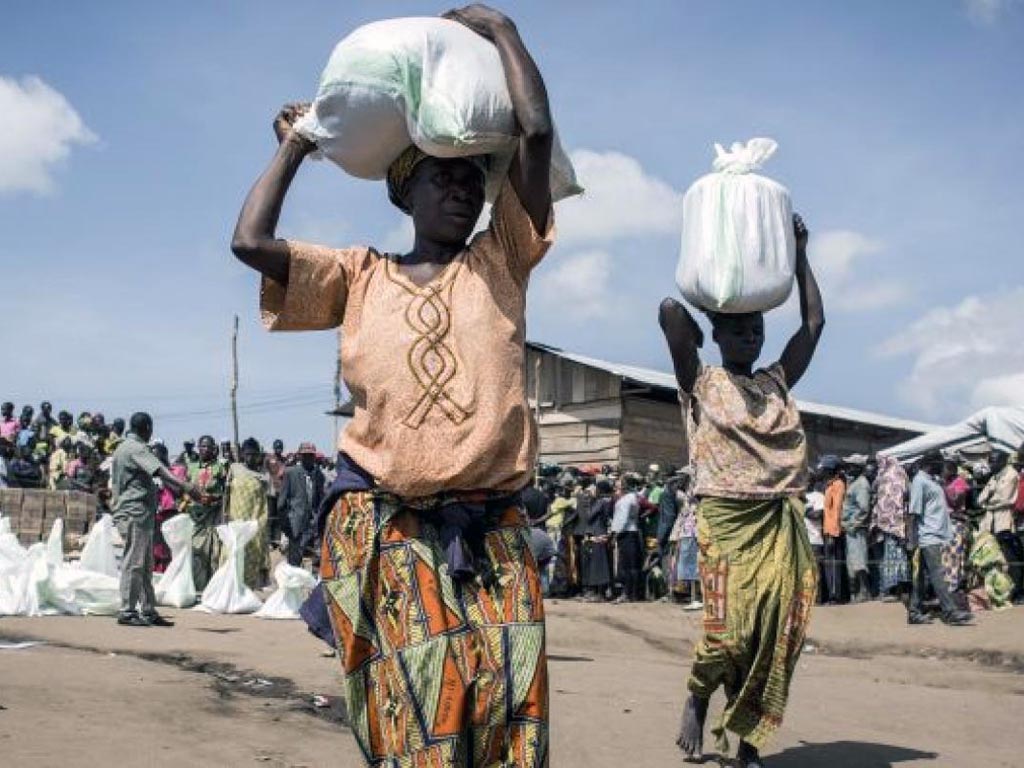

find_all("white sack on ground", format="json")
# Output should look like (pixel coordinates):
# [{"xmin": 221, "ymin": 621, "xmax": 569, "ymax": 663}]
[
  {"xmin": 42, "ymin": 519, "xmax": 121, "ymax": 616},
  {"xmin": 77, "ymin": 514, "xmax": 119, "ymax": 578},
  {"xmin": 197, "ymin": 520, "xmax": 263, "ymax": 615},
  {"xmin": 676, "ymin": 138, "xmax": 795, "ymax": 313},
  {"xmin": 0, "ymin": 519, "xmax": 119, "ymax": 617},
  {"xmin": 255, "ymin": 562, "xmax": 318, "ymax": 620},
  {"xmin": 294, "ymin": 17, "xmax": 582, "ymax": 201},
  {"xmin": 156, "ymin": 513, "xmax": 197, "ymax": 609},
  {"xmin": 0, "ymin": 524, "xmax": 41, "ymax": 616}
]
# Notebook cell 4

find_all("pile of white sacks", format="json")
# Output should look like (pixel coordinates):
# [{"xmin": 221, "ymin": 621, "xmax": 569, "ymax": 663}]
[{"xmin": 0, "ymin": 514, "xmax": 315, "ymax": 619}]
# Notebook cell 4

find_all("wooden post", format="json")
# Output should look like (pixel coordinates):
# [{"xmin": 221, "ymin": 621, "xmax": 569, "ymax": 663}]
[
  {"xmin": 534, "ymin": 354, "xmax": 542, "ymax": 480},
  {"xmin": 231, "ymin": 314, "xmax": 240, "ymax": 454}
]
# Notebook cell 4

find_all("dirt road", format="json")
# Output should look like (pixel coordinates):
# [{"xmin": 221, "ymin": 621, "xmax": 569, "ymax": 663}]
[{"xmin": 1, "ymin": 600, "xmax": 1020, "ymax": 767}]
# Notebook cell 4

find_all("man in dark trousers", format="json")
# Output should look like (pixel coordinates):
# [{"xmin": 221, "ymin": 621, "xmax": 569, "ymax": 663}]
[
  {"xmin": 277, "ymin": 442, "xmax": 325, "ymax": 567},
  {"xmin": 110, "ymin": 412, "xmax": 202, "ymax": 627}
]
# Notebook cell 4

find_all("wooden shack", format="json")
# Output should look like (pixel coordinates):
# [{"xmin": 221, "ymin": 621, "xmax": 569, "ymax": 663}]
[{"xmin": 524, "ymin": 342, "xmax": 937, "ymax": 472}]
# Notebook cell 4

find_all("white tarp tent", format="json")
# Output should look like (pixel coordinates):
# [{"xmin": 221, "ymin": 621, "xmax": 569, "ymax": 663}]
[{"xmin": 879, "ymin": 406, "xmax": 1024, "ymax": 462}]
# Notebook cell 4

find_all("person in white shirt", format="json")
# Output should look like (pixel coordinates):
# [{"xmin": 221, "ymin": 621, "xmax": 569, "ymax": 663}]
[
  {"xmin": 611, "ymin": 476, "xmax": 643, "ymax": 603},
  {"xmin": 804, "ymin": 474, "xmax": 826, "ymax": 604}
]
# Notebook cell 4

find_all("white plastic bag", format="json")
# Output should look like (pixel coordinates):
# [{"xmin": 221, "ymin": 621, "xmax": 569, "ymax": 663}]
[
  {"xmin": 295, "ymin": 17, "xmax": 581, "ymax": 201},
  {"xmin": 676, "ymin": 138, "xmax": 795, "ymax": 313},
  {"xmin": 0, "ymin": 519, "xmax": 121, "ymax": 617},
  {"xmin": 0, "ymin": 522, "xmax": 35, "ymax": 616},
  {"xmin": 197, "ymin": 520, "xmax": 263, "ymax": 615},
  {"xmin": 155, "ymin": 514, "xmax": 197, "ymax": 609},
  {"xmin": 254, "ymin": 562, "xmax": 317, "ymax": 620},
  {"xmin": 77, "ymin": 514, "xmax": 119, "ymax": 578}
]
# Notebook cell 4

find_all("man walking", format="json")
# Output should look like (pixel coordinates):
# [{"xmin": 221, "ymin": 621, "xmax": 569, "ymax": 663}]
[
  {"xmin": 277, "ymin": 442, "xmax": 325, "ymax": 567},
  {"xmin": 110, "ymin": 412, "xmax": 201, "ymax": 627},
  {"xmin": 907, "ymin": 451, "xmax": 972, "ymax": 626}
]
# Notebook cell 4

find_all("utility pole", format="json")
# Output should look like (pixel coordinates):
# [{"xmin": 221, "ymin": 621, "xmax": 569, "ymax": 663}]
[
  {"xmin": 534, "ymin": 354, "xmax": 542, "ymax": 481},
  {"xmin": 333, "ymin": 327, "xmax": 343, "ymax": 448},
  {"xmin": 231, "ymin": 314, "xmax": 240, "ymax": 455}
]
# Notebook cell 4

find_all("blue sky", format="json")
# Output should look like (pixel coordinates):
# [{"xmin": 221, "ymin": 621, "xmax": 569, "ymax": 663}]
[{"xmin": 2, "ymin": 0, "xmax": 1023, "ymax": 452}]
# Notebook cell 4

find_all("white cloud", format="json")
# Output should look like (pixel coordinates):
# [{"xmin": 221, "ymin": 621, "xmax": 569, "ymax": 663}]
[
  {"xmin": 810, "ymin": 229, "xmax": 907, "ymax": 313},
  {"xmin": 532, "ymin": 250, "xmax": 613, "ymax": 322},
  {"xmin": 556, "ymin": 150, "xmax": 683, "ymax": 246},
  {"xmin": 880, "ymin": 287, "xmax": 1024, "ymax": 417},
  {"xmin": 0, "ymin": 75, "xmax": 96, "ymax": 195},
  {"xmin": 964, "ymin": 0, "xmax": 1019, "ymax": 25},
  {"xmin": 971, "ymin": 371, "xmax": 1024, "ymax": 409}
]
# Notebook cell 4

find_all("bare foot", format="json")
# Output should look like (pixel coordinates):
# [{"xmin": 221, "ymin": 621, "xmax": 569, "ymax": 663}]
[
  {"xmin": 676, "ymin": 693, "xmax": 709, "ymax": 760},
  {"xmin": 737, "ymin": 740, "xmax": 763, "ymax": 768}
]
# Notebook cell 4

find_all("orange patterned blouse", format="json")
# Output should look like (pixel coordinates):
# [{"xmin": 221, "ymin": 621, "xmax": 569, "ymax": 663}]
[{"xmin": 260, "ymin": 178, "xmax": 554, "ymax": 498}]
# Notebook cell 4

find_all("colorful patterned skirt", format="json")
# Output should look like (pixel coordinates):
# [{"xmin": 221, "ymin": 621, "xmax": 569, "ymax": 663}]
[
  {"xmin": 687, "ymin": 496, "xmax": 817, "ymax": 752},
  {"xmin": 320, "ymin": 490, "xmax": 548, "ymax": 767},
  {"xmin": 942, "ymin": 518, "xmax": 969, "ymax": 594}
]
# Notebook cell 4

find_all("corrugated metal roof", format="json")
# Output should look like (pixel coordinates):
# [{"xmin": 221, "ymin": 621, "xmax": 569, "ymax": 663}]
[{"xmin": 527, "ymin": 341, "xmax": 940, "ymax": 435}]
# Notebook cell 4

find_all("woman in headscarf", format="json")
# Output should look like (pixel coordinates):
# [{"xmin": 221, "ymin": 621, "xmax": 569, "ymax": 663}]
[
  {"xmin": 668, "ymin": 470, "xmax": 702, "ymax": 610},
  {"xmin": 231, "ymin": 6, "xmax": 554, "ymax": 765},
  {"xmin": 222, "ymin": 437, "xmax": 271, "ymax": 589},
  {"xmin": 151, "ymin": 441, "xmax": 181, "ymax": 573},
  {"xmin": 661, "ymin": 214, "xmax": 824, "ymax": 768},
  {"xmin": 186, "ymin": 435, "xmax": 226, "ymax": 591},
  {"xmin": 942, "ymin": 459, "xmax": 971, "ymax": 598},
  {"xmin": 871, "ymin": 455, "xmax": 910, "ymax": 598}
]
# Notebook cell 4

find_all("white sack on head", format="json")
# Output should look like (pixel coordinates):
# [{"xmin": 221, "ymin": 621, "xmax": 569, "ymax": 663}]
[
  {"xmin": 197, "ymin": 520, "xmax": 263, "ymax": 615},
  {"xmin": 294, "ymin": 17, "xmax": 582, "ymax": 202},
  {"xmin": 156, "ymin": 513, "xmax": 197, "ymax": 609},
  {"xmin": 254, "ymin": 562, "xmax": 318, "ymax": 620},
  {"xmin": 676, "ymin": 138, "xmax": 795, "ymax": 313},
  {"xmin": 77, "ymin": 514, "xmax": 119, "ymax": 578}
]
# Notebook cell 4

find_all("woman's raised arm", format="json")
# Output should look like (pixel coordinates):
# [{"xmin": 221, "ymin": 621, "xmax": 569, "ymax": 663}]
[
  {"xmin": 444, "ymin": 5, "xmax": 553, "ymax": 230},
  {"xmin": 230, "ymin": 103, "xmax": 316, "ymax": 286},
  {"xmin": 778, "ymin": 214, "xmax": 825, "ymax": 389},
  {"xmin": 659, "ymin": 298, "xmax": 704, "ymax": 395}
]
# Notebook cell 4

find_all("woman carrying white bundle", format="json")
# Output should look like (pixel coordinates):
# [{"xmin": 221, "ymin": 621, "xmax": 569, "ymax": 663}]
[
  {"xmin": 662, "ymin": 213, "xmax": 824, "ymax": 768},
  {"xmin": 232, "ymin": 5, "xmax": 554, "ymax": 766}
]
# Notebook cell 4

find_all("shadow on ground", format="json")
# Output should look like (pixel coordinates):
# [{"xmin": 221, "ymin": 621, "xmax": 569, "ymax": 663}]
[{"xmin": 770, "ymin": 740, "xmax": 938, "ymax": 767}]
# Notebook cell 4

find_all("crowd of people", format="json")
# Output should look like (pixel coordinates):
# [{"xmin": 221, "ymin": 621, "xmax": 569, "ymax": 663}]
[
  {"xmin": 806, "ymin": 449, "xmax": 1024, "ymax": 618},
  {"xmin": 0, "ymin": 399, "xmax": 335, "ymax": 595},
  {"xmin": 7, "ymin": 396, "xmax": 1020, "ymax": 630},
  {"xmin": 520, "ymin": 447, "xmax": 1024, "ymax": 623}
]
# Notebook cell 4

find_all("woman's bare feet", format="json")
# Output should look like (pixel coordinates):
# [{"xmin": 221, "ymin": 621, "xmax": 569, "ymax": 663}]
[
  {"xmin": 676, "ymin": 694, "xmax": 709, "ymax": 760},
  {"xmin": 737, "ymin": 740, "xmax": 763, "ymax": 767}
]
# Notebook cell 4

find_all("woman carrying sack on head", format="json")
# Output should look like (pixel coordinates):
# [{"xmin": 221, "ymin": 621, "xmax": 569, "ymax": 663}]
[
  {"xmin": 231, "ymin": 6, "xmax": 554, "ymax": 766},
  {"xmin": 660, "ymin": 215, "xmax": 825, "ymax": 768}
]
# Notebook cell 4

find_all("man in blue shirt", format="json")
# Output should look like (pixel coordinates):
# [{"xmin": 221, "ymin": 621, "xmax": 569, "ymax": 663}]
[{"xmin": 907, "ymin": 451, "xmax": 972, "ymax": 626}]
